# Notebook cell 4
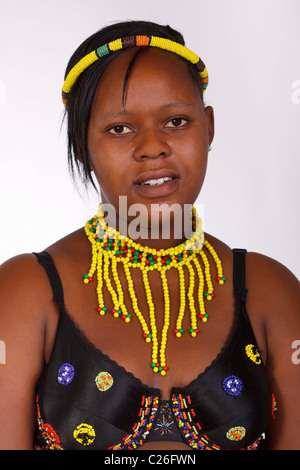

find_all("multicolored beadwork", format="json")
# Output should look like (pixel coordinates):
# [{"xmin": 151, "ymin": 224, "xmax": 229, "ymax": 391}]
[
  {"xmin": 62, "ymin": 35, "xmax": 209, "ymax": 106},
  {"xmin": 154, "ymin": 402, "xmax": 175, "ymax": 436},
  {"xmin": 57, "ymin": 363, "xmax": 75, "ymax": 385},
  {"xmin": 226, "ymin": 426, "xmax": 246, "ymax": 442},
  {"xmin": 36, "ymin": 396, "xmax": 63, "ymax": 450},
  {"xmin": 108, "ymin": 395, "xmax": 159, "ymax": 450},
  {"xmin": 271, "ymin": 393, "xmax": 277, "ymax": 419},
  {"xmin": 73, "ymin": 423, "xmax": 96, "ymax": 446},
  {"xmin": 245, "ymin": 344, "xmax": 262, "ymax": 365},
  {"xmin": 83, "ymin": 203, "xmax": 226, "ymax": 375},
  {"xmin": 171, "ymin": 393, "xmax": 262, "ymax": 450},
  {"xmin": 95, "ymin": 371, "xmax": 114, "ymax": 391},
  {"xmin": 222, "ymin": 375, "xmax": 243, "ymax": 396}
]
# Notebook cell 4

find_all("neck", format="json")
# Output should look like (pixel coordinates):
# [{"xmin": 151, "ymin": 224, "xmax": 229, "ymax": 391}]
[{"xmin": 101, "ymin": 203, "xmax": 197, "ymax": 251}]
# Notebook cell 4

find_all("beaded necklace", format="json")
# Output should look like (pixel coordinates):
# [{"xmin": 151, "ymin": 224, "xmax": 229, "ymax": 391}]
[{"xmin": 83, "ymin": 204, "xmax": 226, "ymax": 375}]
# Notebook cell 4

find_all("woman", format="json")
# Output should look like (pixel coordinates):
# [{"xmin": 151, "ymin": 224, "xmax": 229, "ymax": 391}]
[{"xmin": 0, "ymin": 20, "xmax": 299, "ymax": 450}]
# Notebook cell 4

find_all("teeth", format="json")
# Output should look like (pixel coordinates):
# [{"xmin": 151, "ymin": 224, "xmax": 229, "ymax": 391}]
[{"xmin": 141, "ymin": 177, "xmax": 173, "ymax": 186}]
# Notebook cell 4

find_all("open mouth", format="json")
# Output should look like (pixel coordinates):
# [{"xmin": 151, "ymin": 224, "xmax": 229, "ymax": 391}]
[
  {"xmin": 134, "ymin": 175, "xmax": 179, "ymax": 198},
  {"xmin": 139, "ymin": 176, "xmax": 175, "ymax": 186}
]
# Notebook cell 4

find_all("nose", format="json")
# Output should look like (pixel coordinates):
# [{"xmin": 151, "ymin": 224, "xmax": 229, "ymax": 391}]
[{"xmin": 133, "ymin": 127, "xmax": 171, "ymax": 161}]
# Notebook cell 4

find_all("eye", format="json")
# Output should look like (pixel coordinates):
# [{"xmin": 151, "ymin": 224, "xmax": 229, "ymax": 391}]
[
  {"xmin": 165, "ymin": 117, "xmax": 188, "ymax": 128},
  {"xmin": 108, "ymin": 125, "xmax": 132, "ymax": 135}
]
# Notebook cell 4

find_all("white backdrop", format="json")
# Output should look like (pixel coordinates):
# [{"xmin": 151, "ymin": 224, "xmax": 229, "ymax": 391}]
[{"xmin": 0, "ymin": 0, "xmax": 299, "ymax": 279}]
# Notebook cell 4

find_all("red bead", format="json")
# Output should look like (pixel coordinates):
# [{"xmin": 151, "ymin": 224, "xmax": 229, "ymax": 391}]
[
  {"xmin": 145, "ymin": 259, "xmax": 150, "ymax": 264},
  {"xmin": 199, "ymin": 314, "xmax": 204, "ymax": 319},
  {"xmin": 138, "ymin": 254, "xmax": 143, "ymax": 259},
  {"xmin": 111, "ymin": 309, "xmax": 116, "ymax": 314},
  {"xmin": 97, "ymin": 307, "xmax": 101, "ymax": 312},
  {"xmin": 216, "ymin": 276, "xmax": 221, "ymax": 281},
  {"xmin": 88, "ymin": 277, "xmax": 93, "ymax": 282},
  {"xmin": 121, "ymin": 314, "xmax": 126, "ymax": 319},
  {"xmin": 130, "ymin": 256, "xmax": 134, "ymax": 261},
  {"xmin": 174, "ymin": 328, "xmax": 178, "ymax": 334},
  {"xmin": 163, "ymin": 366, "xmax": 169, "ymax": 371},
  {"xmin": 142, "ymin": 333, "xmax": 148, "ymax": 339},
  {"xmin": 195, "ymin": 329, "xmax": 199, "ymax": 334}
]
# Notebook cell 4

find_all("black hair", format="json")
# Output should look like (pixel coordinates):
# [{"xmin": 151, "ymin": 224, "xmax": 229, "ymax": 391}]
[{"xmin": 63, "ymin": 20, "xmax": 204, "ymax": 191}]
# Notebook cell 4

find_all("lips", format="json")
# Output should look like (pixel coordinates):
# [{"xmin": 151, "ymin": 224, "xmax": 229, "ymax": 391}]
[
  {"xmin": 134, "ymin": 169, "xmax": 179, "ymax": 198},
  {"xmin": 134, "ymin": 169, "xmax": 179, "ymax": 186}
]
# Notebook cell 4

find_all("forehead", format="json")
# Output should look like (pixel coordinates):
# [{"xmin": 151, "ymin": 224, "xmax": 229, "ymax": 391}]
[{"xmin": 92, "ymin": 48, "xmax": 202, "ymax": 112}]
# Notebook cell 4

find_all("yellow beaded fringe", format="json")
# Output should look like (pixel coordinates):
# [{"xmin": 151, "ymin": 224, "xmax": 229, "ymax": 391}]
[{"xmin": 83, "ymin": 204, "xmax": 226, "ymax": 375}]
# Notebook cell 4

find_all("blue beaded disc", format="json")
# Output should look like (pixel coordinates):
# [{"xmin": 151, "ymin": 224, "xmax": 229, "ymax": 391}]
[
  {"xmin": 222, "ymin": 375, "xmax": 242, "ymax": 396},
  {"xmin": 58, "ymin": 363, "xmax": 75, "ymax": 385}
]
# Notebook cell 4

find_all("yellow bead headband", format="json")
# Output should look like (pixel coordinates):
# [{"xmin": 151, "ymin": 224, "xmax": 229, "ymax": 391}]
[{"xmin": 62, "ymin": 35, "xmax": 209, "ymax": 106}]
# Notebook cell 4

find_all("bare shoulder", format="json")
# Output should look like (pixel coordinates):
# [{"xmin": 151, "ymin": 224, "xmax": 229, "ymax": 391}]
[
  {"xmin": 0, "ymin": 252, "xmax": 53, "ymax": 311},
  {"xmin": 0, "ymin": 228, "xmax": 88, "ymax": 449},
  {"xmin": 0, "ymin": 252, "xmax": 53, "ymax": 369},
  {"xmin": 204, "ymin": 232, "xmax": 233, "ymax": 261},
  {"xmin": 245, "ymin": 251, "xmax": 300, "ymax": 321},
  {"xmin": 244, "ymin": 254, "xmax": 300, "ymax": 449},
  {"xmin": 0, "ymin": 253, "xmax": 53, "ymax": 449}
]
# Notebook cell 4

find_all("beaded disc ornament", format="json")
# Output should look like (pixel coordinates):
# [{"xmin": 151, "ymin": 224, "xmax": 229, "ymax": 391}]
[{"xmin": 84, "ymin": 204, "xmax": 226, "ymax": 375}]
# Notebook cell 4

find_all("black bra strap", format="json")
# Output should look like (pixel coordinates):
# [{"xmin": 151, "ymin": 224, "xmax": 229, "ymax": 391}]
[
  {"xmin": 33, "ymin": 251, "xmax": 65, "ymax": 309},
  {"xmin": 232, "ymin": 248, "xmax": 248, "ymax": 303}
]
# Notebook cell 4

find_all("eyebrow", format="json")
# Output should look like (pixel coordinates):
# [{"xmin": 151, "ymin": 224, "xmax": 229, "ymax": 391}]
[
  {"xmin": 159, "ymin": 102, "xmax": 195, "ymax": 110},
  {"xmin": 100, "ymin": 102, "xmax": 195, "ymax": 122}
]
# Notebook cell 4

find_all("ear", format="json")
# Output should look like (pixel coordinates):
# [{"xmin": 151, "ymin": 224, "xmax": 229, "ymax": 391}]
[{"xmin": 204, "ymin": 105, "xmax": 214, "ymax": 146}]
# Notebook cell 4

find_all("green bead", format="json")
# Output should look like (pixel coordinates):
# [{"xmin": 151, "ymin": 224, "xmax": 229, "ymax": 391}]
[
  {"xmin": 83, "ymin": 274, "xmax": 89, "ymax": 279},
  {"xmin": 97, "ymin": 44, "xmax": 110, "ymax": 57},
  {"xmin": 179, "ymin": 328, "xmax": 184, "ymax": 333},
  {"xmin": 151, "ymin": 363, "xmax": 156, "ymax": 368}
]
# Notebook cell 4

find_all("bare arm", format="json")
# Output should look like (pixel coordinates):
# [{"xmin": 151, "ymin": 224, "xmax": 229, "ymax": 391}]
[
  {"xmin": 0, "ymin": 255, "xmax": 49, "ymax": 449},
  {"xmin": 247, "ymin": 253, "xmax": 300, "ymax": 450}
]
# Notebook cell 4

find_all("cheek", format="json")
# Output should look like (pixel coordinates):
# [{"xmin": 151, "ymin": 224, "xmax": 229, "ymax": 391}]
[
  {"xmin": 88, "ymin": 142, "xmax": 133, "ymax": 201},
  {"xmin": 88, "ymin": 132, "xmax": 118, "ymax": 182}
]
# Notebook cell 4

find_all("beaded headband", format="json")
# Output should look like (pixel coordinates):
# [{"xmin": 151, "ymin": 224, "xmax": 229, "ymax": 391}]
[{"xmin": 62, "ymin": 35, "xmax": 209, "ymax": 106}]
